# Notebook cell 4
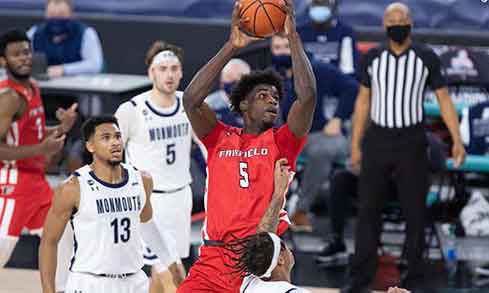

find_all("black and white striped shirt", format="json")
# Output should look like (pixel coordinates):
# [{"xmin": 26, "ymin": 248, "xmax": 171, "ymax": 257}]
[{"xmin": 360, "ymin": 43, "xmax": 447, "ymax": 128}]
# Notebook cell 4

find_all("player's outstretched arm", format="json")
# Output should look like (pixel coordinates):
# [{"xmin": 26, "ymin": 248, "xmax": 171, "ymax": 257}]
[
  {"xmin": 183, "ymin": 1, "xmax": 257, "ymax": 138},
  {"xmin": 40, "ymin": 176, "xmax": 80, "ymax": 293},
  {"xmin": 282, "ymin": 0, "xmax": 317, "ymax": 138},
  {"xmin": 140, "ymin": 170, "xmax": 153, "ymax": 223},
  {"xmin": 257, "ymin": 158, "xmax": 290, "ymax": 233},
  {"xmin": 0, "ymin": 90, "xmax": 65, "ymax": 161}
]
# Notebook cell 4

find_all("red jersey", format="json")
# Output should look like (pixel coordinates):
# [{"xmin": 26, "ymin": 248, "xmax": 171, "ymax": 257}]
[
  {"xmin": 201, "ymin": 122, "xmax": 306, "ymax": 242},
  {"xmin": 0, "ymin": 79, "xmax": 47, "ymax": 180}
]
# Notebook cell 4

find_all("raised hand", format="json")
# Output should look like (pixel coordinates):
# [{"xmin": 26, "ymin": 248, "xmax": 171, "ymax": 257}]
[
  {"xmin": 273, "ymin": 158, "xmax": 291, "ymax": 196},
  {"xmin": 229, "ymin": 1, "xmax": 261, "ymax": 49},
  {"xmin": 281, "ymin": 0, "xmax": 297, "ymax": 37},
  {"xmin": 41, "ymin": 130, "xmax": 66, "ymax": 156},
  {"xmin": 56, "ymin": 103, "xmax": 78, "ymax": 134}
]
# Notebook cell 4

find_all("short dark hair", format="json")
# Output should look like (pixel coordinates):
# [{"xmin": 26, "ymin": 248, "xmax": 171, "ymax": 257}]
[
  {"xmin": 0, "ymin": 29, "xmax": 30, "ymax": 57},
  {"xmin": 229, "ymin": 70, "xmax": 283, "ymax": 114},
  {"xmin": 81, "ymin": 116, "xmax": 119, "ymax": 142},
  {"xmin": 224, "ymin": 232, "xmax": 277, "ymax": 277},
  {"xmin": 145, "ymin": 40, "xmax": 184, "ymax": 67}
]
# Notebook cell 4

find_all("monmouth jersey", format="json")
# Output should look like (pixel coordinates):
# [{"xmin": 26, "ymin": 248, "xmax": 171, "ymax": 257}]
[
  {"xmin": 361, "ymin": 43, "xmax": 447, "ymax": 128},
  {"xmin": 69, "ymin": 164, "xmax": 146, "ymax": 275},
  {"xmin": 115, "ymin": 91, "xmax": 192, "ymax": 191}
]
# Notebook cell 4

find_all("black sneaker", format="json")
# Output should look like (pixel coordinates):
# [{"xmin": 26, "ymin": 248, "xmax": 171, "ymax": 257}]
[
  {"xmin": 476, "ymin": 263, "xmax": 489, "ymax": 276},
  {"xmin": 315, "ymin": 238, "xmax": 348, "ymax": 264}
]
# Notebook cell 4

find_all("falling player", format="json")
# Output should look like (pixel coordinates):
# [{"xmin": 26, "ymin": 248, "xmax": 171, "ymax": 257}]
[
  {"xmin": 0, "ymin": 29, "xmax": 77, "ymax": 268},
  {"xmin": 177, "ymin": 0, "xmax": 316, "ymax": 291},
  {"xmin": 115, "ymin": 40, "xmax": 193, "ymax": 290},
  {"xmin": 39, "ymin": 116, "xmax": 153, "ymax": 293}
]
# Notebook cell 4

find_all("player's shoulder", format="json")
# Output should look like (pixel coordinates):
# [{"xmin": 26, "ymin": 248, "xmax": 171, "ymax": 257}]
[
  {"xmin": 0, "ymin": 86, "xmax": 21, "ymax": 103},
  {"xmin": 57, "ymin": 174, "xmax": 81, "ymax": 196},
  {"xmin": 129, "ymin": 90, "xmax": 152, "ymax": 105}
]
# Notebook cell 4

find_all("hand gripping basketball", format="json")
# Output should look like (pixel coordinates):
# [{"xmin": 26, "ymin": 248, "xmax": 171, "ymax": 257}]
[{"xmin": 239, "ymin": 0, "xmax": 287, "ymax": 38}]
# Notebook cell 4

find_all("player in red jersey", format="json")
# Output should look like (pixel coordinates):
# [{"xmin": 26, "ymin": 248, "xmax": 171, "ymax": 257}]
[
  {"xmin": 178, "ymin": 0, "xmax": 316, "ymax": 291},
  {"xmin": 0, "ymin": 29, "xmax": 77, "ymax": 267}
]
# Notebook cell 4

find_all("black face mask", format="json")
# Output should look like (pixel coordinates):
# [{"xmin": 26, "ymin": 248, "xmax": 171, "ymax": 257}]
[{"xmin": 386, "ymin": 25, "xmax": 411, "ymax": 44}]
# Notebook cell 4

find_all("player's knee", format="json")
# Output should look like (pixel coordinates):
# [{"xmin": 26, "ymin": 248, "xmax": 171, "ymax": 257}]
[{"xmin": 0, "ymin": 236, "xmax": 18, "ymax": 267}]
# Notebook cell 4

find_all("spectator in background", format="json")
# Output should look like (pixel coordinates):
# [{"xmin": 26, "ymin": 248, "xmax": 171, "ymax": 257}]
[
  {"xmin": 27, "ymin": 0, "xmax": 105, "ymax": 173},
  {"xmin": 270, "ymin": 34, "xmax": 358, "ymax": 231},
  {"xmin": 298, "ymin": 0, "xmax": 358, "ymax": 77},
  {"xmin": 205, "ymin": 58, "xmax": 250, "ymax": 127},
  {"xmin": 27, "ymin": 0, "xmax": 103, "ymax": 78}
]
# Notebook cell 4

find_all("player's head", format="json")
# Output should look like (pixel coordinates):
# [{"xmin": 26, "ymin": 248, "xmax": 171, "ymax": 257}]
[
  {"xmin": 0, "ymin": 29, "xmax": 32, "ymax": 81},
  {"xmin": 225, "ymin": 232, "xmax": 294, "ymax": 280},
  {"xmin": 229, "ymin": 70, "xmax": 283, "ymax": 130},
  {"xmin": 145, "ymin": 40, "xmax": 184, "ymax": 96},
  {"xmin": 383, "ymin": 2, "xmax": 412, "ymax": 45},
  {"xmin": 270, "ymin": 34, "xmax": 291, "ymax": 71},
  {"xmin": 82, "ymin": 116, "xmax": 123, "ymax": 166},
  {"xmin": 220, "ymin": 59, "xmax": 251, "ymax": 98},
  {"xmin": 45, "ymin": 0, "xmax": 73, "ymax": 19},
  {"xmin": 308, "ymin": 0, "xmax": 337, "ymax": 25}
]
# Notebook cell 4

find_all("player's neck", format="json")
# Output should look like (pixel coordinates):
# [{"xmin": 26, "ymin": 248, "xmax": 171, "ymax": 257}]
[
  {"xmin": 243, "ymin": 124, "xmax": 267, "ymax": 135},
  {"xmin": 150, "ymin": 88, "xmax": 177, "ymax": 108},
  {"xmin": 7, "ymin": 71, "xmax": 31, "ymax": 89},
  {"xmin": 269, "ymin": 269, "xmax": 291, "ymax": 283},
  {"xmin": 90, "ymin": 160, "xmax": 124, "ymax": 184}
]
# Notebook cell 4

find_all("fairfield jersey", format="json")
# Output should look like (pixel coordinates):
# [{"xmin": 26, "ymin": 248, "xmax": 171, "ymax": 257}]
[
  {"xmin": 201, "ymin": 122, "xmax": 306, "ymax": 242},
  {"xmin": 115, "ymin": 91, "xmax": 192, "ymax": 191},
  {"xmin": 0, "ymin": 79, "xmax": 47, "ymax": 193},
  {"xmin": 70, "ymin": 163, "xmax": 146, "ymax": 274}
]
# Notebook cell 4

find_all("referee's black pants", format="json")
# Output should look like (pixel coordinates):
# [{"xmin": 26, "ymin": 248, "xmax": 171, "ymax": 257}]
[{"xmin": 350, "ymin": 123, "xmax": 430, "ymax": 287}]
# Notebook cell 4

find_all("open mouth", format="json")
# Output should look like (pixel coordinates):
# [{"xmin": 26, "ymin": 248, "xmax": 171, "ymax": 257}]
[
  {"xmin": 266, "ymin": 108, "xmax": 278, "ymax": 115},
  {"xmin": 110, "ymin": 149, "xmax": 122, "ymax": 155}
]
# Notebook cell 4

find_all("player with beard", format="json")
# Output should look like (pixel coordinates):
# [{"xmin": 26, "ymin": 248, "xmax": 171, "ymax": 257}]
[
  {"xmin": 40, "ymin": 116, "xmax": 154, "ymax": 293},
  {"xmin": 177, "ymin": 0, "xmax": 316, "ymax": 291},
  {"xmin": 0, "ymin": 29, "xmax": 77, "ymax": 269}
]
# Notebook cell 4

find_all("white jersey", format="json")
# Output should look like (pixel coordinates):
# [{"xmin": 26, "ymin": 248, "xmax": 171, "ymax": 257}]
[
  {"xmin": 69, "ymin": 163, "xmax": 146, "ymax": 274},
  {"xmin": 240, "ymin": 275, "xmax": 311, "ymax": 293},
  {"xmin": 115, "ymin": 90, "xmax": 193, "ymax": 191}
]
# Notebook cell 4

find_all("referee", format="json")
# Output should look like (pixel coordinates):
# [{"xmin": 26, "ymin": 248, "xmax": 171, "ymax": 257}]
[{"xmin": 343, "ymin": 3, "xmax": 466, "ymax": 292}]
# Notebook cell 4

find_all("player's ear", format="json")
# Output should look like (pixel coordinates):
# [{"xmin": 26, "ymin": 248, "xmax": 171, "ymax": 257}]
[
  {"xmin": 239, "ymin": 100, "xmax": 248, "ymax": 112},
  {"xmin": 85, "ymin": 140, "xmax": 95, "ymax": 154},
  {"xmin": 277, "ymin": 253, "xmax": 286, "ymax": 266},
  {"xmin": 148, "ymin": 67, "xmax": 154, "ymax": 83}
]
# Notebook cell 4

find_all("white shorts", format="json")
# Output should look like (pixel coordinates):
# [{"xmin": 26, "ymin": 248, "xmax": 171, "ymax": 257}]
[
  {"xmin": 151, "ymin": 185, "xmax": 192, "ymax": 259},
  {"xmin": 65, "ymin": 271, "xmax": 148, "ymax": 293}
]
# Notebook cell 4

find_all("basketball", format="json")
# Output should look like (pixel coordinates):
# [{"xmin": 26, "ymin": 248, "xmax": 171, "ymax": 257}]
[{"xmin": 239, "ymin": 0, "xmax": 287, "ymax": 38}]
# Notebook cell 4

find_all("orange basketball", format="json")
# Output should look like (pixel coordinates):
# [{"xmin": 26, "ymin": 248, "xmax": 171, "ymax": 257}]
[{"xmin": 239, "ymin": 0, "xmax": 287, "ymax": 38}]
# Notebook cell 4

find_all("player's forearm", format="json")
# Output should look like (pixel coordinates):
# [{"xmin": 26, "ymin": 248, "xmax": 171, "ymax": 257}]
[
  {"xmin": 288, "ymin": 32, "xmax": 316, "ymax": 106},
  {"xmin": 351, "ymin": 95, "xmax": 370, "ymax": 150},
  {"xmin": 0, "ymin": 143, "xmax": 44, "ymax": 161},
  {"xmin": 256, "ymin": 193, "xmax": 285, "ymax": 233},
  {"xmin": 39, "ymin": 240, "xmax": 58, "ymax": 293},
  {"xmin": 183, "ymin": 42, "xmax": 237, "ymax": 110}
]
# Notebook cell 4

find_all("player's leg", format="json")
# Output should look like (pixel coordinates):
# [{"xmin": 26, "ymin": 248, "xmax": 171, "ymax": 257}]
[
  {"xmin": 0, "ymin": 195, "xmax": 24, "ymax": 267},
  {"xmin": 150, "ymin": 190, "xmax": 190, "ymax": 283}
]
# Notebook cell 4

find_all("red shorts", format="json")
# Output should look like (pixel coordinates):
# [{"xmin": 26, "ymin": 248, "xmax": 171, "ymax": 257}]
[
  {"xmin": 178, "ymin": 246, "xmax": 243, "ymax": 293},
  {"xmin": 0, "ymin": 172, "xmax": 53, "ymax": 237}
]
